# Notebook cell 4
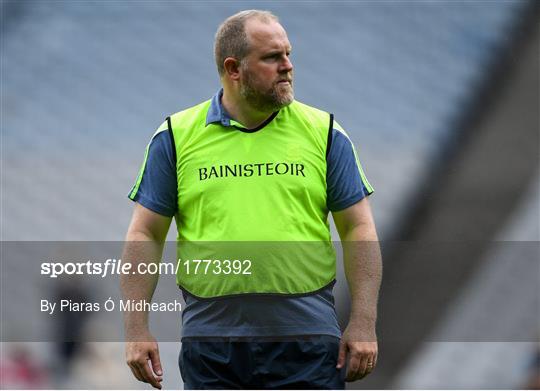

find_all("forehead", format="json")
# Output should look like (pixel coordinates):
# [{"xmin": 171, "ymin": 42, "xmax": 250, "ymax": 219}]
[{"xmin": 244, "ymin": 19, "xmax": 291, "ymax": 53}]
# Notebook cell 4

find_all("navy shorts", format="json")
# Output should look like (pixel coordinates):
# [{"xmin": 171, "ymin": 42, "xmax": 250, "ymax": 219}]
[{"xmin": 179, "ymin": 336, "xmax": 345, "ymax": 389}]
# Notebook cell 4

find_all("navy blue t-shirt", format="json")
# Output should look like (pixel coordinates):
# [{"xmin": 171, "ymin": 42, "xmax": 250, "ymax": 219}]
[{"xmin": 129, "ymin": 90, "xmax": 373, "ymax": 338}]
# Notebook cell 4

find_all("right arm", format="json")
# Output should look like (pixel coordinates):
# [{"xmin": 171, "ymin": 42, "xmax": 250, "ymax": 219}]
[{"xmin": 121, "ymin": 203, "xmax": 172, "ymax": 390}]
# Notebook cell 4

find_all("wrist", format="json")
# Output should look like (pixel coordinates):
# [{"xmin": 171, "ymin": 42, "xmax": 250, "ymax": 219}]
[
  {"xmin": 345, "ymin": 320, "xmax": 377, "ymax": 342},
  {"xmin": 124, "ymin": 320, "xmax": 151, "ymax": 341},
  {"xmin": 348, "ymin": 313, "xmax": 377, "ymax": 329}
]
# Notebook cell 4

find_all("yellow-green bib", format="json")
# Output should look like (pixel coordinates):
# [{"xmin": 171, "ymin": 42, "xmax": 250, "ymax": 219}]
[{"xmin": 170, "ymin": 100, "xmax": 336, "ymax": 298}]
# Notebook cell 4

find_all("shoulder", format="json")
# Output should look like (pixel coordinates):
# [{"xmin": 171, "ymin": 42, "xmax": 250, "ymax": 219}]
[
  {"xmin": 169, "ymin": 99, "xmax": 212, "ymax": 127},
  {"xmin": 288, "ymin": 100, "xmax": 330, "ymax": 118},
  {"xmin": 284, "ymin": 100, "xmax": 333, "ymax": 134}
]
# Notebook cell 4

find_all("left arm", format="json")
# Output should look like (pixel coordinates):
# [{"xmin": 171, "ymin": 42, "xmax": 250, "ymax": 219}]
[{"xmin": 332, "ymin": 196, "xmax": 382, "ymax": 381}]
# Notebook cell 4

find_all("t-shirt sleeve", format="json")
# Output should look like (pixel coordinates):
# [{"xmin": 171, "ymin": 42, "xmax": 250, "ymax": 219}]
[
  {"xmin": 326, "ymin": 120, "xmax": 374, "ymax": 212},
  {"xmin": 127, "ymin": 121, "xmax": 177, "ymax": 217}
]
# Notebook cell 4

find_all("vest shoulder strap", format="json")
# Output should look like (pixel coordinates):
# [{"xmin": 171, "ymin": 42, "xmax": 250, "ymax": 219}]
[
  {"xmin": 164, "ymin": 100, "xmax": 212, "ymax": 160},
  {"xmin": 290, "ymin": 100, "xmax": 334, "ymax": 155},
  {"xmin": 291, "ymin": 100, "xmax": 331, "ymax": 125}
]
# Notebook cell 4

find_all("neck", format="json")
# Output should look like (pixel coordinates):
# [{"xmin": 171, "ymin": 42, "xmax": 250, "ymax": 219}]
[{"xmin": 221, "ymin": 89, "xmax": 274, "ymax": 129}]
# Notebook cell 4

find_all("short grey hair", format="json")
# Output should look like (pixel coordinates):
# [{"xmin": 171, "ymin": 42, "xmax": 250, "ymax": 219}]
[{"xmin": 214, "ymin": 10, "xmax": 279, "ymax": 76}]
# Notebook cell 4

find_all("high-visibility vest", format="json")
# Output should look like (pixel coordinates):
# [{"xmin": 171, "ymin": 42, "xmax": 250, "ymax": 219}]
[{"xmin": 169, "ymin": 99, "xmax": 337, "ymax": 299}]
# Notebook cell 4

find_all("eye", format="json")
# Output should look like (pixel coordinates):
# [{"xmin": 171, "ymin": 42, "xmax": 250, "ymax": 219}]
[{"xmin": 262, "ymin": 54, "xmax": 278, "ymax": 62}]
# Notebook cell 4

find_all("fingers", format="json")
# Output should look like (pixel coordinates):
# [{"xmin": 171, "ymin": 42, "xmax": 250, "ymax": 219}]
[
  {"xmin": 359, "ymin": 353, "xmax": 371, "ymax": 378},
  {"xmin": 139, "ymin": 358, "xmax": 163, "ymax": 389},
  {"xmin": 344, "ymin": 342, "xmax": 378, "ymax": 382},
  {"xmin": 336, "ymin": 340, "xmax": 347, "ymax": 369},
  {"xmin": 128, "ymin": 362, "xmax": 145, "ymax": 383},
  {"xmin": 150, "ymin": 347, "xmax": 163, "ymax": 377},
  {"xmin": 371, "ymin": 350, "xmax": 378, "ymax": 370},
  {"xmin": 126, "ymin": 342, "xmax": 163, "ymax": 389},
  {"xmin": 345, "ymin": 349, "xmax": 361, "ymax": 382},
  {"xmin": 366, "ymin": 347, "xmax": 378, "ymax": 376}
]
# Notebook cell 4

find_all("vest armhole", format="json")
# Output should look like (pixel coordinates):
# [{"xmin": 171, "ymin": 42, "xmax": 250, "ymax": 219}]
[
  {"xmin": 166, "ymin": 116, "xmax": 177, "ymax": 163},
  {"xmin": 326, "ymin": 113, "xmax": 334, "ymax": 160}
]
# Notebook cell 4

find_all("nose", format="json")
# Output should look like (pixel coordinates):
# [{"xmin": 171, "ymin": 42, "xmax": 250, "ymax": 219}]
[{"xmin": 279, "ymin": 55, "xmax": 293, "ymax": 73}]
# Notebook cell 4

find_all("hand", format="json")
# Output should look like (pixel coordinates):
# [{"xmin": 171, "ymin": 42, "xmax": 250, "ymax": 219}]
[
  {"xmin": 125, "ymin": 332, "xmax": 163, "ymax": 389},
  {"xmin": 336, "ymin": 323, "xmax": 378, "ymax": 382}
]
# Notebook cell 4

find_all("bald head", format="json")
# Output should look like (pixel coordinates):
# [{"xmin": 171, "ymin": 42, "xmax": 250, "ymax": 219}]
[{"xmin": 214, "ymin": 10, "xmax": 279, "ymax": 77}]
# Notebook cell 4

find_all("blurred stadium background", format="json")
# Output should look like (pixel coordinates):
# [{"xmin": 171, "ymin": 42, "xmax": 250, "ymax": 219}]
[{"xmin": 1, "ymin": 0, "xmax": 538, "ymax": 389}]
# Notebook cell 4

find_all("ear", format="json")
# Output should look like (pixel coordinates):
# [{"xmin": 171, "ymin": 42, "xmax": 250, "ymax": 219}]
[{"xmin": 223, "ymin": 57, "xmax": 241, "ymax": 81}]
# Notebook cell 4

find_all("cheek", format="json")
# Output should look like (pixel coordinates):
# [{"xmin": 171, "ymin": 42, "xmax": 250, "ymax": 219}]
[
  {"xmin": 254, "ymin": 73, "xmax": 275, "ymax": 88},
  {"xmin": 258, "ymin": 64, "xmax": 278, "ymax": 78},
  {"xmin": 247, "ymin": 65, "xmax": 278, "ymax": 88}
]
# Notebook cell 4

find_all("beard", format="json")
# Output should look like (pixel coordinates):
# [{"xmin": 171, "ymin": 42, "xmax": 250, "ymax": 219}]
[{"xmin": 240, "ymin": 68, "xmax": 294, "ymax": 112}]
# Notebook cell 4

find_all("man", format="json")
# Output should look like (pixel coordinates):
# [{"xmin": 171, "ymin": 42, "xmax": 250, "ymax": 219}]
[{"xmin": 121, "ymin": 9, "xmax": 382, "ymax": 389}]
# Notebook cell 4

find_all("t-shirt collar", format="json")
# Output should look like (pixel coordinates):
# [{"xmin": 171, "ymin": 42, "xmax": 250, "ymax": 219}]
[
  {"xmin": 205, "ymin": 88, "xmax": 281, "ymax": 132},
  {"xmin": 205, "ymin": 88, "xmax": 234, "ymax": 127}
]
